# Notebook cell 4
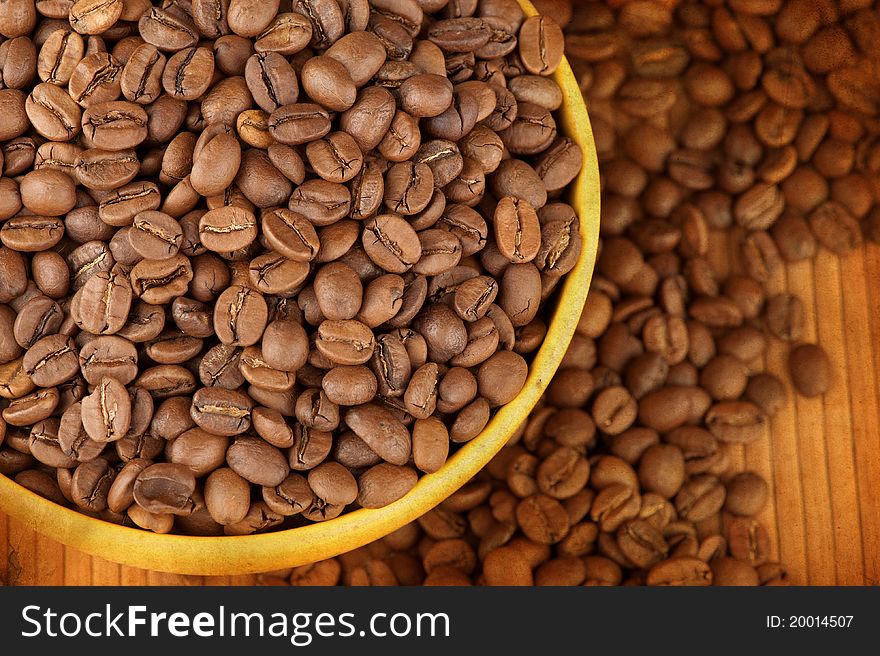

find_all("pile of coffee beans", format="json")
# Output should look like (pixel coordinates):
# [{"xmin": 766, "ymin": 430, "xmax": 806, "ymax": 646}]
[
  {"xmin": 260, "ymin": 0, "xmax": 880, "ymax": 586},
  {"xmin": 0, "ymin": 0, "xmax": 585, "ymax": 535},
  {"xmin": 257, "ymin": 295, "xmax": 789, "ymax": 586}
]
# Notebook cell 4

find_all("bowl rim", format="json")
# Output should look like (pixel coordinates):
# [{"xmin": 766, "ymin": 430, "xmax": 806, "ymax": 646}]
[{"xmin": 0, "ymin": 0, "xmax": 601, "ymax": 576}]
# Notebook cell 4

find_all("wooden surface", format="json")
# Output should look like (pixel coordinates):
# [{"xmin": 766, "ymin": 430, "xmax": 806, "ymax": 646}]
[{"xmin": 1, "ymin": 232, "xmax": 879, "ymax": 586}]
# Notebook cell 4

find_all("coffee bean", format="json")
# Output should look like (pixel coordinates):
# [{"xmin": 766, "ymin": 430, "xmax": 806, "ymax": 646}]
[
  {"xmin": 320, "ymin": 365, "xmax": 376, "ymax": 407},
  {"xmin": 265, "ymin": 103, "xmax": 329, "ymax": 148},
  {"xmin": 356, "ymin": 463, "xmax": 418, "ymax": 509},
  {"xmin": 70, "ymin": 456, "xmax": 116, "ymax": 511},
  {"xmin": 725, "ymin": 471, "xmax": 769, "ymax": 517},
  {"xmin": 345, "ymin": 403, "xmax": 410, "ymax": 466},
  {"xmin": 119, "ymin": 42, "xmax": 166, "ymax": 104},
  {"xmin": 81, "ymin": 377, "xmax": 131, "ymax": 443},
  {"xmin": 104, "ymin": 457, "xmax": 150, "ymax": 513},
  {"xmin": 223, "ymin": 500, "xmax": 285, "ymax": 534},
  {"xmin": 305, "ymin": 131, "xmax": 363, "ymax": 184},
  {"xmin": 493, "ymin": 196, "xmax": 542, "ymax": 264},
  {"xmin": 647, "ymin": 557, "xmax": 712, "ymax": 586},
  {"xmin": 3, "ymin": 387, "xmax": 59, "ymax": 427},
  {"xmin": 262, "ymin": 473, "xmax": 314, "ymax": 519},
  {"xmin": 81, "ymin": 100, "xmax": 147, "ymax": 150},
  {"xmin": 727, "ymin": 516, "xmax": 771, "ymax": 567},
  {"xmin": 788, "ymin": 343, "xmax": 831, "ymax": 398},
  {"xmin": 68, "ymin": 51, "xmax": 122, "ymax": 108},
  {"xmin": 362, "ymin": 215, "xmax": 422, "ymax": 273},
  {"xmin": 764, "ymin": 293, "xmax": 804, "ymax": 342},
  {"xmin": 38, "ymin": 29, "xmax": 85, "ymax": 85},
  {"xmin": 744, "ymin": 373, "xmax": 787, "ymax": 416},
  {"xmin": 257, "ymin": 209, "xmax": 317, "ymax": 262},
  {"xmin": 808, "ymin": 200, "xmax": 862, "ymax": 255},
  {"xmin": 227, "ymin": 435, "xmax": 288, "ymax": 486},
  {"xmin": 138, "ymin": 7, "xmax": 198, "ymax": 52},
  {"xmin": 25, "ymin": 82, "xmax": 82, "ymax": 141},
  {"xmin": 516, "ymin": 494, "xmax": 571, "ymax": 545},
  {"xmin": 190, "ymin": 131, "xmax": 242, "ymax": 197},
  {"xmin": 301, "ymin": 55, "xmax": 356, "ymax": 112},
  {"xmin": 166, "ymin": 428, "xmax": 229, "ymax": 478},
  {"xmin": 191, "ymin": 387, "xmax": 252, "ymax": 437},
  {"xmin": 202, "ymin": 467, "xmax": 250, "ymax": 525},
  {"xmin": 19, "ymin": 168, "xmax": 76, "ymax": 216},
  {"xmin": 75, "ymin": 147, "xmax": 139, "ymax": 190},
  {"xmin": 213, "ymin": 285, "xmax": 268, "ymax": 347},
  {"xmin": 519, "ymin": 15, "xmax": 564, "ymax": 76},
  {"xmin": 133, "ymin": 462, "xmax": 195, "ymax": 515},
  {"xmin": 78, "ymin": 335, "xmax": 138, "ymax": 385}
]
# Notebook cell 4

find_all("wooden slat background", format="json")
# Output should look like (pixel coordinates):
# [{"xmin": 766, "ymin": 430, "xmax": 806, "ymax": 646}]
[{"xmin": 2, "ymin": 232, "xmax": 879, "ymax": 585}]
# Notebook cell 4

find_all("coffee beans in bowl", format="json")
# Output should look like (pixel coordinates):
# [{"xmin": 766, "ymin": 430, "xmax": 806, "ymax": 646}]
[{"xmin": 0, "ymin": 0, "xmax": 590, "ymax": 541}]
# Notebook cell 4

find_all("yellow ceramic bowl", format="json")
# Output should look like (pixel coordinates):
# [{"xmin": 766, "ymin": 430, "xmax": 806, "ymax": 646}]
[{"xmin": 0, "ymin": 0, "xmax": 600, "ymax": 576}]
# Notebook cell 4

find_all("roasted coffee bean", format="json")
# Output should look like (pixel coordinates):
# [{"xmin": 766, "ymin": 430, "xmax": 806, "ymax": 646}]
[
  {"xmin": 305, "ymin": 131, "xmax": 363, "ymax": 184},
  {"xmin": 725, "ymin": 471, "xmax": 769, "ymax": 517},
  {"xmin": 191, "ymin": 131, "xmax": 242, "ymax": 197},
  {"xmin": 38, "ymin": 29, "xmax": 85, "ymax": 85},
  {"xmin": 362, "ymin": 215, "xmax": 422, "ymax": 274},
  {"xmin": 81, "ymin": 100, "xmax": 147, "ymax": 150},
  {"xmin": 268, "ymin": 103, "xmax": 331, "ymax": 145},
  {"xmin": 120, "ymin": 43, "xmax": 166, "ymax": 104},
  {"xmin": 106, "ymin": 458, "xmax": 151, "ymax": 513},
  {"xmin": 166, "ymin": 427, "xmax": 228, "ymax": 478},
  {"xmin": 788, "ymin": 343, "xmax": 831, "ymax": 398},
  {"xmin": 356, "ymin": 463, "xmax": 418, "ymax": 509},
  {"xmin": 494, "ymin": 196, "xmax": 541, "ymax": 263},
  {"xmin": 301, "ymin": 55, "xmax": 356, "ymax": 112},
  {"xmin": 127, "ymin": 211, "xmax": 182, "ymax": 260},
  {"xmin": 70, "ymin": 456, "xmax": 115, "ymax": 511},
  {"xmin": 133, "ymin": 462, "xmax": 195, "ymax": 515},
  {"xmin": 81, "ymin": 377, "xmax": 131, "ymax": 443},
  {"xmin": 647, "ymin": 557, "xmax": 712, "ymax": 586},
  {"xmin": 19, "ymin": 168, "xmax": 76, "ymax": 216},
  {"xmin": 213, "ymin": 285, "xmax": 268, "ymax": 347},
  {"xmin": 516, "ymin": 494, "xmax": 571, "ymax": 545},
  {"xmin": 191, "ymin": 387, "xmax": 252, "ymax": 436},
  {"xmin": 745, "ymin": 373, "xmax": 787, "ymax": 417},
  {"xmin": 78, "ymin": 335, "xmax": 137, "ymax": 385},
  {"xmin": 248, "ymin": 253, "xmax": 309, "ymax": 296},
  {"xmin": 315, "ymin": 319, "xmax": 375, "ymax": 366},
  {"xmin": 25, "ymin": 82, "xmax": 82, "ymax": 141},
  {"xmin": 809, "ymin": 201, "xmax": 862, "ymax": 255},
  {"xmin": 24, "ymin": 334, "xmax": 80, "ymax": 387},
  {"xmin": 3, "ymin": 387, "xmax": 59, "ymax": 427},
  {"xmin": 198, "ymin": 206, "xmax": 257, "ymax": 253},
  {"xmin": 592, "ymin": 385, "xmax": 637, "ymax": 436},
  {"xmin": 75, "ymin": 147, "xmax": 139, "ymax": 190},
  {"xmin": 519, "ymin": 15, "xmax": 564, "ymax": 76},
  {"xmin": 138, "ymin": 7, "xmax": 198, "ymax": 52},
  {"xmin": 285, "ymin": 423, "xmax": 330, "ymax": 471},
  {"xmin": 68, "ymin": 51, "xmax": 122, "ymax": 108},
  {"xmin": 727, "ymin": 516, "xmax": 771, "ymax": 567},
  {"xmin": 203, "ymin": 467, "xmax": 251, "ymax": 525},
  {"xmin": 261, "ymin": 208, "xmax": 319, "ymax": 262},
  {"xmin": 261, "ymin": 319, "xmax": 308, "ymax": 374},
  {"xmin": 345, "ymin": 403, "xmax": 410, "ymax": 466},
  {"xmin": 14, "ymin": 296, "xmax": 63, "ymax": 349},
  {"xmin": 227, "ymin": 435, "xmax": 289, "ymax": 487},
  {"xmin": 243, "ymin": 407, "xmax": 291, "ymax": 451},
  {"xmin": 764, "ymin": 294, "xmax": 804, "ymax": 342},
  {"xmin": 99, "ymin": 181, "xmax": 162, "ymax": 227}
]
